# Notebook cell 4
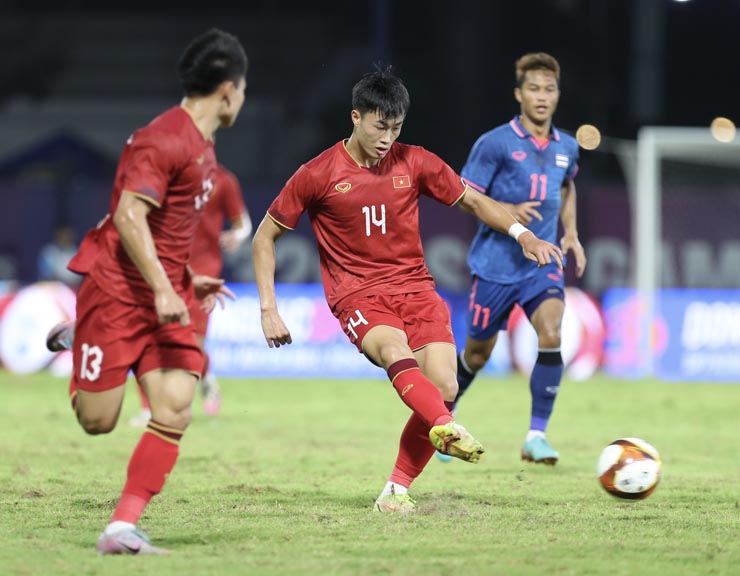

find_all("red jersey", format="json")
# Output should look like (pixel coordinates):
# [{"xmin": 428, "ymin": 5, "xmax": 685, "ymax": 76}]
[
  {"xmin": 77, "ymin": 106, "xmax": 217, "ymax": 306},
  {"xmin": 268, "ymin": 140, "xmax": 466, "ymax": 311},
  {"xmin": 189, "ymin": 165, "xmax": 246, "ymax": 277}
]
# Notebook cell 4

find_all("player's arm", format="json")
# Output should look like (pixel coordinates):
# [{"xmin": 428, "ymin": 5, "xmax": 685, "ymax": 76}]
[
  {"xmin": 219, "ymin": 211, "xmax": 253, "ymax": 253},
  {"xmin": 559, "ymin": 179, "xmax": 586, "ymax": 277},
  {"xmin": 457, "ymin": 185, "xmax": 563, "ymax": 269},
  {"xmin": 113, "ymin": 191, "xmax": 189, "ymax": 326},
  {"xmin": 252, "ymin": 214, "xmax": 293, "ymax": 348},
  {"xmin": 496, "ymin": 199, "xmax": 543, "ymax": 226}
]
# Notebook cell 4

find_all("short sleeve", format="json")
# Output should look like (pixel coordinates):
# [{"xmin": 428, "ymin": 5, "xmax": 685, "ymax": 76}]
[
  {"xmin": 120, "ymin": 128, "xmax": 183, "ymax": 207},
  {"xmin": 267, "ymin": 165, "xmax": 317, "ymax": 229},
  {"xmin": 460, "ymin": 133, "xmax": 501, "ymax": 193},
  {"xmin": 417, "ymin": 148, "xmax": 466, "ymax": 206},
  {"xmin": 218, "ymin": 167, "xmax": 247, "ymax": 220}
]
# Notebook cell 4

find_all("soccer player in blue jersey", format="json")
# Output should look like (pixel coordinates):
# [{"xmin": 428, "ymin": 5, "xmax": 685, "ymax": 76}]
[{"xmin": 450, "ymin": 52, "xmax": 587, "ymax": 465}]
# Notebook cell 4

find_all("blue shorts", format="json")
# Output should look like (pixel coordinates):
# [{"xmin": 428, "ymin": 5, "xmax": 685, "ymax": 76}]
[{"xmin": 465, "ymin": 263, "xmax": 564, "ymax": 340}]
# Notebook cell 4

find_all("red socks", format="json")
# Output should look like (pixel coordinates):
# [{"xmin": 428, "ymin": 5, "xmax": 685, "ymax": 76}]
[
  {"xmin": 389, "ymin": 413, "xmax": 436, "ymax": 486},
  {"xmin": 110, "ymin": 420, "xmax": 183, "ymax": 525},
  {"xmin": 387, "ymin": 359, "xmax": 452, "ymax": 428},
  {"xmin": 389, "ymin": 400, "xmax": 456, "ymax": 487}
]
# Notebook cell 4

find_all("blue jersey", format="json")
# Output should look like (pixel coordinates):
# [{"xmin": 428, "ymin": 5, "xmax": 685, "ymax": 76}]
[{"xmin": 461, "ymin": 116, "xmax": 579, "ymax": 284}]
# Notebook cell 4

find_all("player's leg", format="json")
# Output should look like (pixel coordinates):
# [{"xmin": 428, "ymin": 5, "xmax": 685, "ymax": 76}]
[
  {"xmin": 457, "ymin": 333, "xmax": 498, "ymax": 402},
  {"xmin": 361, "ymin": 324, "xmax": 454, "ymax": 429},
  {"xmin": 97, "ymin": 368, "xmax": 197, "ymax": 556},
  {"xmin": 70, "ymin": 278, "xmax": 136, "ymax": 434},
  {"xmin": 197, "ymin": 334, "xmax": 221, "ymax": 416},
  {"xmin": 95, "ymin": 320, "xmax": 202, "ymax": 555},
  {"xmin": 127, "ymin": 380, "xmax": 152, "ymax": 428},
  {"xmin": 520, "ymin": 270, "xmax": 565, "ymax": 465},
  {"xmin": 75, "ymin": 387, "xmax": 127, "ymax": 434},
  {"xmin": 415, "ymin": 341, "xmax": 485, "ymax": 458},
  {"xmin": 365, "ymin": 294, "xmax": 484, "ymax": 511},
  {"xmin": 189, "ymin": 299, "xmax": 221, "ymax": 415},
  {"xmin": 374, "ymin": 340, "xmax": 459, "ymax": 512},
  {"xmin": 455, "ymin": 277, "xmax": 516, "ymax": 406}
]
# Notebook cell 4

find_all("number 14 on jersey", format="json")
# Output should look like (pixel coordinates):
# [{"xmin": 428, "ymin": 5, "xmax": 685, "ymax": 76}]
[{"xmin": 362, "ymin": 205, "xmax": 386, "ymax": 236}]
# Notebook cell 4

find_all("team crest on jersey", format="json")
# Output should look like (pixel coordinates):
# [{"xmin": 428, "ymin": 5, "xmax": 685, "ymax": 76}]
[
  {"xmin": 511, "ymin": 151, "xmax": 527, "ymax": 161},
  {"xmin": 392, "ymin": 175, "xmax": 411, "ymax": 188},
  {"xmin": 335, "ymin": 182, "xmax": 352, "ymax": 193},
  {"xmin": 196, "ymin": 154, "xmax": 205, "ymax": 165},
  {"xmin": 556, "ymin": 154, "xmax": 569, "ymax": 167}
]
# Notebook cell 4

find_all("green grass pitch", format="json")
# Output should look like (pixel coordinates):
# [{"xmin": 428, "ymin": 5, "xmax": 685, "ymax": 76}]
[{"xmin": 1, "ymin": 371, "xmax": 738, "ymax": 575}]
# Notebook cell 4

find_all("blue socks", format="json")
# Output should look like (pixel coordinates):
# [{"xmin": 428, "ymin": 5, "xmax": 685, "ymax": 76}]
[
  {"xmin": 455, "ymin": 352, "xmax": 477, "ymax": 404},
  {"xmin": 455, "ymin": 348, "xmax": 564, "ymax": 433},
  {"xmin": 529, "ymin": 349, "xmax": 563, "ymax": 432}
]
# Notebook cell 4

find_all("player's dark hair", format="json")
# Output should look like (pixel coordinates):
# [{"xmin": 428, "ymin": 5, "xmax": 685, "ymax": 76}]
[
  {"xmin": 352, "ymin": 66, "xmax": 410, "ymax": 119},
  {"xmin": 177, "ymin": 28, "xmax": 248, "ymax": 97},
  {"xmin": 515, "ymin": 52, "xmax": 560, "ymax": 88}
]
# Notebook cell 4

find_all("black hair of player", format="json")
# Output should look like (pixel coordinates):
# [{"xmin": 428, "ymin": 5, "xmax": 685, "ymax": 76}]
[
  {"xmin": 352, "ymin": 66, "xmax": 410, "ymax": 120},
  {"xmin": 177, "ymin": 28, "xmax": 248, "ymax": 97}
]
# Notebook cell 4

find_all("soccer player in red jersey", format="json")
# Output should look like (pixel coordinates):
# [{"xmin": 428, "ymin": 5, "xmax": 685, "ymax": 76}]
[
  {"xmin": 252, "ymin": 68, "xmax": 563, "ymax": 513},
  {"xmin": 130, "ymin": 163, "xmax": 252, "ymax": 424},
  {"xmin": 60, "ymin": 29, "xmax": 247, "ymax": 554}
]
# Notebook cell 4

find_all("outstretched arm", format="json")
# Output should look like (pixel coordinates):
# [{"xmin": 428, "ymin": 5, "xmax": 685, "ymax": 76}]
[
  {"xmin": 114, "ymin": 191, "xmax": 189, "ymax": 326},
  {"xmin": 457, "ymin": 186, "xmax": 563, "ymax": 268},
  {"xmin": 252, "ymin": 215, "xmax": 293, "ymax": 348},
  {"xmin": 559, "ymin": 180, "xmax": 586, "ymax": 278}
]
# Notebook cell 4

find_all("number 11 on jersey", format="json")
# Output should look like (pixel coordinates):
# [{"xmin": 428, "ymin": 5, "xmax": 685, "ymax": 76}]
[{"xmin": 529, "ymin": 173, "xmax": 548, "ymax": 200}]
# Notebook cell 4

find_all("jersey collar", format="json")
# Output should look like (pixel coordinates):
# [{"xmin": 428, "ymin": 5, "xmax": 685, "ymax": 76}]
[
  {"xmin": 339, "ymin": 139, "xmax": 389, "ymax": 170},
  {"xmin": 508, "ymin": 115, "xmax": 560, "ymax": 142}
]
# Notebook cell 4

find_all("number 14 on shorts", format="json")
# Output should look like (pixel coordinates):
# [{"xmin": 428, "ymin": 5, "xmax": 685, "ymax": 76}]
[{"xmin": 346, "ymin": 309, "xmax": 369, "ymax": 340}]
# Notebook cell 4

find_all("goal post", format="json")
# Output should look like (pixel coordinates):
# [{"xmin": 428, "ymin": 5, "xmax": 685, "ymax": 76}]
[{"xmin": 634, "ymin": 127, "xmax": 740, "ymax": 375}]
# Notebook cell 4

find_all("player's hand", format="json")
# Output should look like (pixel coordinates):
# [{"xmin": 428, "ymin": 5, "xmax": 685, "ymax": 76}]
[
  {"xmin": 260, "ymin": 309, "xmax": 293, "ymax": 348},
  {"xmin": 199, "ymin": 291, "xmax": 234, "ymax": 314},
  {"xmin": 519, "ymin": 231, "xmax": 563, "ymax": 269},
  {"xmin": 219, "ymin": 230, "xmax": 243, "ymax": 254},
  {"xmin": 561, "ymin": 233, "xmax": 587, "ymax": 278},
  {"xmin": 193, "ymin": 274, "xmax": 236, "ymax": 312},
  {"xmin": 154, "ymin": 288, "xmax": 190, "ymax": 326},
  {"xmin": 509, "ymin": 201, "xmax": 543, "ymax": 225}
]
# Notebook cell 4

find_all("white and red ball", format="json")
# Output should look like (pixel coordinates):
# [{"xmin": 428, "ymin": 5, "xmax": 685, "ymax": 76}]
[{"xmin": 597, "ymin": 437, "xmax": 662, "ymax": 500}]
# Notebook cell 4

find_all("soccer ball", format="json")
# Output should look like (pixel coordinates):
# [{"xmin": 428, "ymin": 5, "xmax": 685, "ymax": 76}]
[{"xmin": 597, "ymin": 438, "xmax": 662, "ymax": 500}]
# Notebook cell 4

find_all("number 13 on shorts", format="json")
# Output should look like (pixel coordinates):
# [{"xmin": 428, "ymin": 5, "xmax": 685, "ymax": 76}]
[{"xmin": 80, "ymin": 342, "xmax": 104, "ymax": 381}]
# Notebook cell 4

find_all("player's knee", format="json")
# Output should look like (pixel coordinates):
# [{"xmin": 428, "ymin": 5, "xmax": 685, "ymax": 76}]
[
  {"xmin": 153, "ymin": 405, "xmax": 192, "ymax": 431},
  {"xmin": 538, "ymin": 325, "xmax": 562, "ymax": 348},
  {"xmin": 439, "ymin": 379, "xmax": 459, "ymax": 402},
  {"xmin": 466, "ymin": 350, "xmax": 490, "ymax": 372},
  {"xmin": 78, "ymin": 414, "xmax": 117, "ymax": 435},
  {"xmin": 376, "ymin": 343, "xmax": 411, "ymax": 368}
]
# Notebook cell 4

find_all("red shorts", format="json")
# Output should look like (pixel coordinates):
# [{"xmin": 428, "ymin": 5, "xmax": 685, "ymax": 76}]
[
  {"xmin": 335, "ymin": 290, "xmax": 455, "ymax": 352},
  {"xmin": 187, "ymin": 298, "xmax": 210, "ymax": 339},
  {"xmin": 71, "ymin": 277, "xmax": 203, "ymax": 392}
]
